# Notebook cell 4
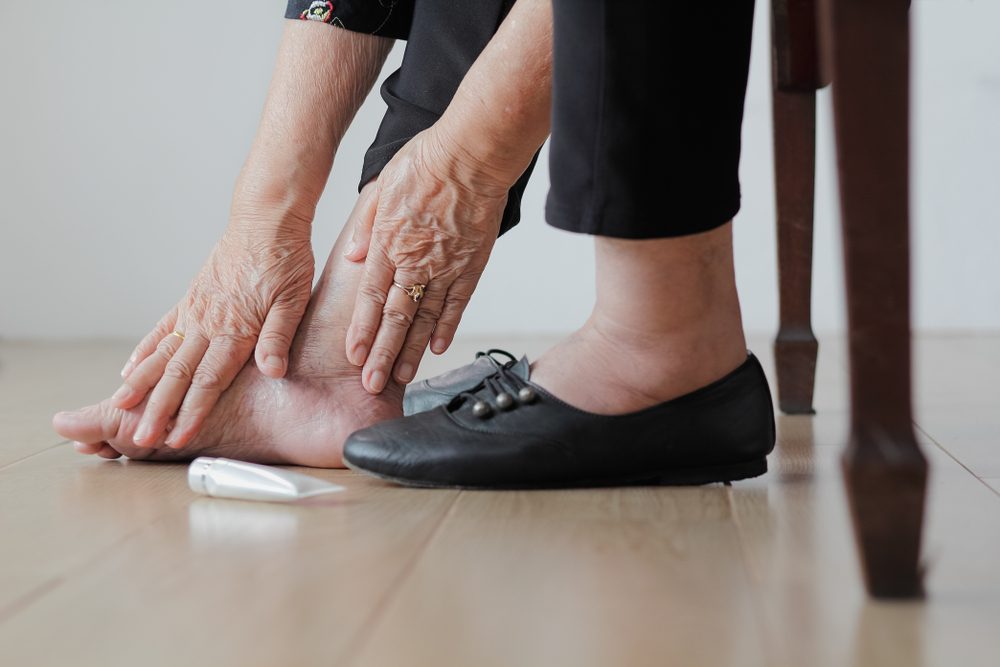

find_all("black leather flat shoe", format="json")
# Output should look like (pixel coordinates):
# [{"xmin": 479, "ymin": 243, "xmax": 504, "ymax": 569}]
[
  {"xmin": 403, "ymin": 349, "xmax": 529, "ymax": 416},
  {"xmin": 345, "ymin": 353, "xmax": 776, "ymax": 489}
]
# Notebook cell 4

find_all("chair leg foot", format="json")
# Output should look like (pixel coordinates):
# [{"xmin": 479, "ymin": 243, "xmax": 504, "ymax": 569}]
[
  {"xmin": 842, "ymin": 435, "xmax": 928, "ymax": 598},
  {"xmin": 774, "ymin": 330, "xmax": 818, "ymax": 414}
]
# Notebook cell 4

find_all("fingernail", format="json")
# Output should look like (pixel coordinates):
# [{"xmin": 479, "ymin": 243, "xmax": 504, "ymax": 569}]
[
  {"xmin": 431, "ymin": 339, "xmax": 447, "ymax": 354},
  {"xmin": 111, "ymin": 385, "xmax": 132, "ymax": 403},
  {"xmin": 369, "ymin": 370, "xmax": 386, "ymax": 393},
  {"xmin": 119, "ymin": 362, "xmax": 130, "ymax": 378},
  {"xmin": 262, "ymin": 355, "xmax": 285, "ymax": 374},
  {"xmin": 397, "ymin": 363, "xmax": 414, "ymax": 383},
  {"xmin": 343, "ymin": 241, "xmax": 357, "ymax": 257},
  {"xmin": 72, "ymin": 441, "xmax": 86, "ymax": 452},
  {"xmin": 350, "ymin": 344, "xmax": 368, "ymax": 366},
  {"xmin": 133, "ymin": 423, "xmax": 150, "ymax": 445}
]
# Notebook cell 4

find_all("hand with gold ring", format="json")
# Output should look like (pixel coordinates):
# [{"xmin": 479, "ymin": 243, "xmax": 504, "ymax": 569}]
[
  {"xmin": 109, "ymin": 212, "xmax": 314, "ymax": 449},
  {"xmin": 342, "ymin": 126, "xmax": 510, "ymax": 394}
]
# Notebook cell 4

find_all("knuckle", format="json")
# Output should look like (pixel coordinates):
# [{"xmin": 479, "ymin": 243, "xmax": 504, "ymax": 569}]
[
  {"xmin": 163, "ymin": 358, "xmax": 196, "ymax": 382},
  {"xmin": 402, "ymin": 339, "xmax": 427, "ymax": 358},
  {"xmin": 191, "ymin": 366, "xmax": 224, "ymax": 391},
  {"xmin": 358, "ymin": 283, "xmax": 388, "ymax": 307},
  {"xmin": 258, "ymin": 329, "xmax": 293, "ymax": 350},
  {"xmin": 154, "ymin": 338, "xmax": 177, "ymax": 359},
  {"xmin": 350, "ymin": 322, "xmax": 378, "ymax": 343},
  {"xmin": 443, "ymin": 291, "xmax": 469, "ymax": 309},
  {"xmin": 370, "ymin": 349, "xmax": 398, "ymax": 368},
  {"xmin": 412, "ymin": 307, "xmax": 440, "ymax": 327},
  {"xmin": 381, "ymin": 306, "xmax": 414, "ymax": 329}
]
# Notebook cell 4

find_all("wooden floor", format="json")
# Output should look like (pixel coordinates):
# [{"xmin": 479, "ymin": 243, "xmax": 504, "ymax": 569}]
[{"xmin": 0, "ymin": 334, "xmax": 998, "ymax": 666}]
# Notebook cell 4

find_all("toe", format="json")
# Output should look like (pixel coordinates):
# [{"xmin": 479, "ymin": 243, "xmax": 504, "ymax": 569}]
[{"xmin": 53, "ymin": 402, "xmax": 123, "ymax": 444}]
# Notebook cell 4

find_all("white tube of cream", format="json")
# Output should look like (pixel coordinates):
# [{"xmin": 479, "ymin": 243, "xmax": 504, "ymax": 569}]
[{"xmin": 188, "ymin": 457, "xmax": 345, "ymax": 503}]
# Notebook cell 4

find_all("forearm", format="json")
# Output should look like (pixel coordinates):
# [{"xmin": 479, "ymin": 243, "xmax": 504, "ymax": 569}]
[
  {"xmin": 232, "ymin": 21, "xmax": 393, "ymax": 223},
  {"xmin": 434, "ymin": 0, "xmax": 553, "ymax": 188}
]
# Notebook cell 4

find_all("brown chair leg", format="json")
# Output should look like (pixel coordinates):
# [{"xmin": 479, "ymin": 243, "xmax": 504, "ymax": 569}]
[
  {"xmin": 772, "ymin": 85, "xmax": 819, "ymax": 415},
  {"xmin": 821, "ymin": 0, "xmax": 927, "ymax": 598}
]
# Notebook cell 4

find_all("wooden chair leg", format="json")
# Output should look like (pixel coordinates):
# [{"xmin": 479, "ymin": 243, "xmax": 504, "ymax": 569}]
[
  {"xmin": 772, "ymin": 85, "xmax": 819, "ymax": 415},
  {"xmin": 821, "ymin": 0, "xmax": 927, "ymax": 598}
]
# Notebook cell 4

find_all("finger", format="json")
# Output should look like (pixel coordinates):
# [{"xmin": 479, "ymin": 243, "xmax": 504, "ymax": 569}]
[
  {"xmin": 164, "ymin": 337, "xmax": 250, "ymax": 449},
  {"xmin": 346, "ymin": 244, "xmax": 396, "ymax": 367},
  {"xmin": 254, "ymin": 295, "xmax": 308, "ymax": 379},
  {"xmin": 361, "ymin": 273, "xmax": 428, "ymax": 394},
  {"xmin": 430, "ymin": 274, "xmax": 481, "ymax": 355},
  {"xmin": 342, "ymin": 182, "xmax": 379, "ymax": 263},
  {"xmin": 392, "ymin": 285, "xmax": 447, "ymax": 384},
  {"xmin": 110, "ymin": 331, "xmax": 186, "ymax": 409},
  {"xmin": 131, "ymin": 334, "xmax": 211, "ymax": 447},
  {"xmin": 121, "ymin": 306, "xmax": 179, "ymax": 379}
]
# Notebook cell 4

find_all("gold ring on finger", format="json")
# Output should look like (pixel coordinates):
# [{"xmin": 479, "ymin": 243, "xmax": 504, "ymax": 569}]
[
  {"xmin": 169, "ymin": 331, "xmax": 185, "ymax": 341},
  {"xmin": 393, "ymin": 282, "xmax": 426, "ymax": 304}
]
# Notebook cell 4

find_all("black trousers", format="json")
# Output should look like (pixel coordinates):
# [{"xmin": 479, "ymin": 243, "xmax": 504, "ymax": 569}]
[{"xmin": 285, "ymin": 0, "xmax": 755, "ymax": 239}]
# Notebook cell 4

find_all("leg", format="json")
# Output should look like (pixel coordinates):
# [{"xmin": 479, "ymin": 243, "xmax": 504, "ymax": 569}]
[
  {"xmin": 531, "ymin": 225, "xmax": 747, "ymax": 415},
  {"xmin": 534, "ymin": 0, "xmax": 755, "ymax": 413},
  {"xmin": 54, "ymin": 187, "xmax": 402, "ymax": 468},
  {"xmin": 822, "ymin": 0, "xmax": 927, "ymax": 598},
  {"xmin": 771, "ymin": 0, "xmax": 821, "ymax": 415},
  {"xmin": 772, "ymin": 88, "xmax": 818, "ymax": 415}
]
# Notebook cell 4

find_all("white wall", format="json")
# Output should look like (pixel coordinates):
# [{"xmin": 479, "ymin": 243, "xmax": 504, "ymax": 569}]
[{"xmin": 1, "ymin": 1, "xmax": 998, "ymax": 340}]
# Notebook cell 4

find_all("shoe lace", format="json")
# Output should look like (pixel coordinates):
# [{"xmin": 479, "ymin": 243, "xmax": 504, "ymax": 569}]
[
  {"xmin": 452, "ymin": 362, "xmax": 536, "ymax": 419},
  {"xmin": 475, "ymin": 348, "xmax": 518, "ymax": 366}
]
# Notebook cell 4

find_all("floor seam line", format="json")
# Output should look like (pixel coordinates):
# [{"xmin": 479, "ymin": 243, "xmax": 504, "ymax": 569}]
[
  {"xmin": 0, "ymin": 505, "xmax": 189, "ymax": 627},
  {"xmin": 725, "ymin": 484, "xmax": 783, "ymax": 667},
  {"xmin": 339, "ymin": 490, "xmax": 464, "ymax": 666},
  {"xmin": 914, "ymin": 420, "xmax": 1000, "ymax": 499},
  {"xmin": 0, "ymin": 440, "xmax": 69, "ymax": 472}
]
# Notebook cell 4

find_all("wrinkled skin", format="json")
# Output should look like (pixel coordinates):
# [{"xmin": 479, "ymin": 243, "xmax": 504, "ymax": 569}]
[
  {"xmin": 343, "ymin": 127, "xmax": 509, "ymax": 394},
  {"xmin": 111, "ymin": 214, "xmax": 314, "ymax": 450}
]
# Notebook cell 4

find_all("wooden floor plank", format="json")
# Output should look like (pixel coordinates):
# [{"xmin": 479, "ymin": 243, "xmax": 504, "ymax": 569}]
[
  {"xmin": 0, "ymin": 341, "xmax": 130, "ymax": 466},
  {"xmin": 348, "ymin": 486, "xmax": 770, "ymax": 667},
  {"xmin": 915, "ymin": 407, "xmax": 1000, "ymax": 479},
  {"xmin": 0, "ymin": 447, "xmax": 459, "ymax": 666},
  {"xmin": 0, "ymin": 334, "xmax": 997, "ymax": 666},
  {"xmin": 729, "ymin": 412, "xmax": 1000, "ymax": 667}
]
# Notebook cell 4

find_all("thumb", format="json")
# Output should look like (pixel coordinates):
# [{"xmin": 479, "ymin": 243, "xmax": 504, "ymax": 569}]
[
  {"xmin": 343, "ymin": 183, "xmax": 379, "ymax": 262},
  {"xmin": 255, "ymin": 295, "xmax": 308, "ymax": 378}
]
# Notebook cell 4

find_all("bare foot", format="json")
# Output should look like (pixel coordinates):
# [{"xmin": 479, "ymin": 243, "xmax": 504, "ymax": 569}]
[{"xmin": 53, "ymin": 205, "xmax": 402, "ymax": 468}]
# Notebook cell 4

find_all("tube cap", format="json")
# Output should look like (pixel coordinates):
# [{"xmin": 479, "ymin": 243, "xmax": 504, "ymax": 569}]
[{"xmin": 188, "ymin": 457, "xmax": 216, "ymax": 495}]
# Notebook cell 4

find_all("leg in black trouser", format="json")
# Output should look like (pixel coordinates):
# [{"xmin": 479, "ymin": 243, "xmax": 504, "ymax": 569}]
[
  {"xmin": 546, "ymin": 0, "xmax": 755, "ymax": 238},
  {"xmin": 530, "ymin": 0, "xmax": 758, "ymax": 414}
]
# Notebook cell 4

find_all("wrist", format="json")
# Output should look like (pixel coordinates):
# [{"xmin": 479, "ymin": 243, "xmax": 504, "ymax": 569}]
[
  {"xmin": 425, "ymin": 120, "xmax": 523, "ymax": 197},
  {"xmin": 230, "ymin": 162, "xmax": 323, "ymax": 231}
]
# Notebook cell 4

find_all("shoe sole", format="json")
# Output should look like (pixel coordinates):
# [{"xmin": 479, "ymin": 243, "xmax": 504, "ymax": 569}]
[{"xmin": 343, "ymin": 456, "xmax": 768, "ymax": 490}]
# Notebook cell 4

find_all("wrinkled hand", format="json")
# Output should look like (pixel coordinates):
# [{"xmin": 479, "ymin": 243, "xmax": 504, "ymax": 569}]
[
  {"xmin": 112, "ymin": 215, "xmax": 314, "ymax": 448},
  {"xmin": 343, "ymin": 128, "xmax": 509, "ymax": 394}
]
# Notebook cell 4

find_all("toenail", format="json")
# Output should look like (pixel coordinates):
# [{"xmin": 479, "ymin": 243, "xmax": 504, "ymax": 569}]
[
  {"xmin": 369, "ymin": 370, "xmax": 386, "ymax": 392},
  {"xmin": 397, "ymin": 363, "xmax": 414, "ymax": 383}
]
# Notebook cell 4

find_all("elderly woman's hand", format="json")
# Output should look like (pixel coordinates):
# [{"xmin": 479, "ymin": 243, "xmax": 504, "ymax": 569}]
[
  {"xmin": 343, "ymin": 127, "xmax": 510, "ymax": 393},
  {"xmin": 112, "ymin": 210, "xmax": 314, "ymax": 448}
]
